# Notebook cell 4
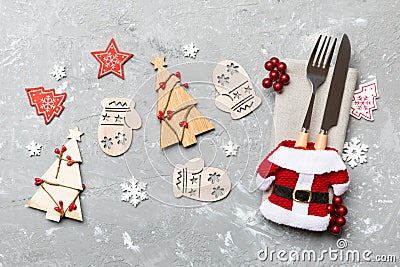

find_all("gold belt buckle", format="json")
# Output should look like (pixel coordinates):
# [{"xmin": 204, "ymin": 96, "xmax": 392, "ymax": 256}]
[{"xmin": 292, "ymin": 189, "xmax": 312, "ymax": 203}]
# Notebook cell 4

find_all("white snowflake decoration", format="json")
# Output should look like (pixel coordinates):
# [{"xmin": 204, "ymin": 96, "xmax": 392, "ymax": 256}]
[
  {"xmin": 26, "ymin": 141, "xmax": 42, "ymax": 157},
  {"xmin": 223, "ymin": 140, "xmax": 239, "ymax": 157},
  {"xmin": 120, "ymin": 177, "xmax": 148, "ymax": 207},
  {"xmin": 50, "ymin": 65, "xmax": 67, "ymax": 81},
  {"xmin": 182, "ymin": 42, "xmax": 199, "ymax": 59},
  {"xmin": 342, "ymin": 137, "xmax": 369, "ymax": 168},
  {"xmin": 122, "ymin": 231, "xmax": 140, "ymax": 252}
]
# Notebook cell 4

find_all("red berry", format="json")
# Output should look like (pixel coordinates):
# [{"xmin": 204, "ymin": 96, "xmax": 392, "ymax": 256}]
[
  {"xmin": 67, "ymin": 161, "xmax": 74, "ymax": 166},
  {"xmin": 277, "ymin": 62, "xmax": 287, "ymax": 72},
  {"xmin": 82, "ymin": 184, "xmax": 86, "ymax": 189},
  {"xmin": 159, "ymin": 82, "xmax": 166, "ymax": 89},
  {"xmin": 280, "ymin": 73, "xmax": 290, "ymax": 84},
  {"xmin": 333, "ymin": 196, "xmax": 343, "ymax": 207},
  {"xmin": 330, "ymin": 225, "xmax": 341, "ymax": 235},
  {"xmin": 157, "ymin": 111, "xmax": 164, "ymax": 120},
  {"xmin": 337, "ymin": 205, "xmax": 348, "ymax": 216},
  {"xmin": 34, "ymin": 178, "xmax": 43, "ymax": 185},
  {"xmin": 175, "ymin": 71, "xmax": 181, "ymax": 78},
  {"xmin": 66, "ymin": 155, "xmax": 72, "ymax": 160},
  {"xmin": 68, "ymin": 203, "xmax": 77, "ymax": 211},
  {"xmin": 273, "ymin": 82, "xmax": 283, "ymax": 92},
  {"xmin": 61, "ymin": 145, "xmax": 67, "ymax": 153},
  {"xmin": 329, "ymin": 215, "xmax": 336, "ymax": 225},
  {"xmin": 54, "ymin": 148, "xmax": 60, "ymax": 154},
  {"xmin": 181, "ymin": 83, "xmax": 189, "ymax": 88},
  {"xmin": 269, "ymin": 70, "xmax": 280, "ymax": 81},
  {"xmin": 264, "ymin": 61, "xmax": 275, "ymax": 71},
  {"xmin": 327, "ymin": 204, "xmax": 335, "ymax": 214},
  {"xmin": 270, "ymin": 57, "xmax": 280, "ymax": 66},
  {"xmin": 54, "ymin": 207, "xmax": 62, "ymax": 213},
  {"xmin": 262, "ymin": 78, "xmax": 273, "ymax": 88},
  {"xmin": 336, "ymin": 216, "xmax": 346, "ymax": 227},
  {"xmin": 59, "ymin": 200, "xmax": 63, "ymax": 208}
]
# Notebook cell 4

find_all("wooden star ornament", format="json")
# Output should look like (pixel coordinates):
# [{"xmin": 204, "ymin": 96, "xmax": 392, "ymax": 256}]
[{"xmin": 91, "ymin": 38, "xmax": 133, "ymax": 79}]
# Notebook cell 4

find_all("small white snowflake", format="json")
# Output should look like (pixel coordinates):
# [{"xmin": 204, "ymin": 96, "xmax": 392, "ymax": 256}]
[
  {"xmin": 122, "ymin": 231, "xmax": 140, "ymax": 252},
  {"xmin": 120, "ymin": 177, "xmax": 148, "ymax": 207},
  {"xmin": 182, "ymin": 42, "xmax": 199, "ymax": 59},
  {"xmin": 26, "ymin": 141, "xmax": 42, "ymax": 156},
  {"xmin": 342, "ymin": 137, "xmax": 369, "ymax": 168},
  {"xmin": 223, "ymin": 140, "xmax": 239, "ymax": 157},
  {"xmin": 51, "ymin": 65, "xmax": 67, "ymax": 81}
]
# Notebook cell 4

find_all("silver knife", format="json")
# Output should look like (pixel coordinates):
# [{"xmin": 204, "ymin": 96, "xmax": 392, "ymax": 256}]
[{"xmin": 314, "ymin": 34, "xmax": 351, "ymax": 150}]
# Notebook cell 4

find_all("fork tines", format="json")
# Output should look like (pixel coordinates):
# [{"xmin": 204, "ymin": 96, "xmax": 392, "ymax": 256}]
[{"xmin": 309, "ymin": 35, "xmax": 337, "ymax": 69}]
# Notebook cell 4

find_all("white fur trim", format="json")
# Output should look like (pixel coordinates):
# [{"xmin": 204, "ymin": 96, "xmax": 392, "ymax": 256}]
[
  {"xmin": 268, "ymin": 146, "xmax": 346, "ymax": 175},
  {"xmin": 332, "ymin": 181, "xmax": 350, "ymax": 196},
  {"xmin": 256, "ymin": 173, "xmax": 275, "ymax": 191},
  {"xmin": 292, "ymin": 173, "xmax": 314, "ymax": 215},
  {"xmin": 260, "ymin": 199, "xmax": 330, "ymax": 231}
]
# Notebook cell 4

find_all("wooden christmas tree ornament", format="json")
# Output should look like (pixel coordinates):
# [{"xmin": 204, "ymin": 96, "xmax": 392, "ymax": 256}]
[
  {"xmin": 151, "ymin": 56, "xmax": 215, "ymax": 149},
  {"xmin": 26, "ymin": 127, "xmax": 85, "ymax": 222}
]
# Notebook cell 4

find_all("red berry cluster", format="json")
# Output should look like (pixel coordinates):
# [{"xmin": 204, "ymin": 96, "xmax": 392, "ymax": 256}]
[
  {"xmin": 54, "ymin": 145, "xmax": 76, "ymax": 166},
  {"xmin": 262, "ymin": 57, "xmax": 290, "ymax": 93},
  {"xmin": 327, "ymin": 196, "xmax": 348, "ymax": 235}
]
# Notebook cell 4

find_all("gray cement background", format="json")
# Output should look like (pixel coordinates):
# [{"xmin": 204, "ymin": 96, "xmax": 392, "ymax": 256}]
[{"xmin": 1, "ymin": 0, "xmax": 399, "ymax": 266}]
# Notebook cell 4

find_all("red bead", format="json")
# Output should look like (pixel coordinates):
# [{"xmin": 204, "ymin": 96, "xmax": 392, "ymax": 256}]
[
  {"xmin": 181, "ymin": 83, "xmax": 189, "ymax": 88},
  {"xmin": 336, "ymin": 216, "xmax": 346, "ymax": 227},
  {"xmin": 54, "ymin": 148, "xmax": 60, "ymax": 154},
  {"xmin": 280, "ymin": 73, "xmax": 290, "ymax": 85},
  {"xmin": 61, "ymin": 145, "xmax": 67, "ymax": 153},
  {"xmin": 329, "ymin": 215, "xmax": 336, "ymax": 225},
  {"xmin": 333, "ymin": 196, "xmax": 343, "ymax": 207},
  {"xmin": 273, "ymin": 82, "xmax": 283, "ymax": 92},
  {"xmin": 337, "ymin": 205, "xmax": 348, "ymax": 216},
  {"xmin": 159, "ymin": 82, "xmax": 166, "ymax": 89},
  {"xmin": 262, "ymin": 78, "xmax": 273, "ymax": 88},
  {"xmin": 157, "ymin": 111, "xmax": 164, "ymax": 120},
  {"xmin": 269, "ymin": 70, "xmax": 280, "ymax": 81},
  {"xmin": 59, "ymin": 200, "xmax": 63, "ymax": 208},
  {"xmin": 264, "ymin": 61, "xmax": 275, "ymax": 71},
  {"xmin": 66, "ymin": 155, "xmax": 72, "ymax": 160},
  {"xmin": 277, "ymin": 62, "xmax": 287, "ymax": 72},
  {"xmin": 175, "ymin": 71, "xmax": 181, "ymax": 79},
  {"xmin": 54, "ymin": 207, "xmax": 62, "ymax": 213},
  {"xmin": 327, "ymin": 204, "xmax": 335, "ymax": 214},
  {"xmin": 270, "ymin": 57, "xmax": 280, "ymax": 66},
  {"xmin": 330, "ymin": 225, "xmax": 341, "ymax": 235}
]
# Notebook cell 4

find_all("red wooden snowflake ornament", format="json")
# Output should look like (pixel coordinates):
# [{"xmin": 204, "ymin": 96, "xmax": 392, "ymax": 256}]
[
  {"xmin": 91, "ymin": 38, "xmax": 133, "ymax": 79},
  {"xmin": 26, "ymin": 87, "xmax": 67, "ymax": 124}
]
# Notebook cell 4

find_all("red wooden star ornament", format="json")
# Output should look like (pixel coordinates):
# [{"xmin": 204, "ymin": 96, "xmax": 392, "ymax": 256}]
[
  {"xmin": 26, "ymin": 87, "xmax": 67, "ymax": 124},
  {"xmin": 91, "ymin": 38, "xmax": 133, "ymax": 79}
]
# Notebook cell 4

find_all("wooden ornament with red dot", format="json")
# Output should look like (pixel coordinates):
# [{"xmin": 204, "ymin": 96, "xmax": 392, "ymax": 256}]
[{"xmin": 262, "ymin": 57, "xmax": 290, "ymax": 93}]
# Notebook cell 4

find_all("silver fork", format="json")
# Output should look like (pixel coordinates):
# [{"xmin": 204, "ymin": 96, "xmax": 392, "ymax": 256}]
[{"xmin": 294, "ymin": 35, "xmax": 337, "ymax": 148}]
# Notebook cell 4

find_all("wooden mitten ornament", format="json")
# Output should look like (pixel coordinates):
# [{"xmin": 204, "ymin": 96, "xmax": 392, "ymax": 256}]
[
  {"xmin": 212, "ymin": 60, "xmax": 261, "ymax": 119},
  {"xmin": 256, "ymin": 140, "xmax": 350, "ymax": 232},
  {"xmin": 173, "ymin": 158, "xmax": 231, "ymax": 202},
  {"xmin": 98, "ymin": 98, "xmax": 141, "ymax": 156},
  {"xmin": 27, "ymin": 127, "xmax": 85, "ymax": 222},
  {"xmin": 151, "ymin": 56, "xmax": 215, "ymax": 149}
]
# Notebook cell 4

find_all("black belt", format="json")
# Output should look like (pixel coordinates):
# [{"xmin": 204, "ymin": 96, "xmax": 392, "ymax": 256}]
[{"xmin": 273, "ymin": 184, "xmax": 329, "ymax": 204}]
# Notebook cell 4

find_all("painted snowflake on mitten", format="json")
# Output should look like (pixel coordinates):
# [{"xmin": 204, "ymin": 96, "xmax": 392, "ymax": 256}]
[
  {"xmin": 120, "ymin": 177, "xmax": 148, "ymax": 207},
  {"xmin": 51, "ymin": 65, "xmax": 67, "ymax": 81},
  {"xmin": 342, "ymin": 137, "xmax": 369, "ymax": 168},
  {"xmin": 182, "ymin": 42, "xmax": 199, "ymax": 59}
]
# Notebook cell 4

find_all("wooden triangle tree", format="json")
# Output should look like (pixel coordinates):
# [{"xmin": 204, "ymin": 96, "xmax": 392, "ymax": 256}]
[
  {"xmin": 27, "ymin": 127, "xmax": 85, "ymax": 222},
  {"xmin": 151, "ymin": 56, "xmax": 215, "ymax": 149}
]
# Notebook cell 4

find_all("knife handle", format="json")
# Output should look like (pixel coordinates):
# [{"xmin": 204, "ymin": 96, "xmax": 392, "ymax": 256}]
[
  {"xmin": 294, "ymin": 128, "xmax": 309, "ymax": 149},
  {"xmin": 314, "ymin": 130, "xmax": 328, "ymax": 150}
]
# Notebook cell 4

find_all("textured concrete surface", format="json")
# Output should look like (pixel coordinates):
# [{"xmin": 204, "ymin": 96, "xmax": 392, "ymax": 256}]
[{"xmin": 1, "ymin": 0, "xmax": 400, "ymax": 266}]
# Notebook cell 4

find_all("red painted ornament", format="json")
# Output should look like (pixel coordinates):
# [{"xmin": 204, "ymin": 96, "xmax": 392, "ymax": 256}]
[
  {"xmin": 91, "ymin": 38, "xmax": 133, "ymax": 79},
  {"xmin": 277, "ymin": 62, "xmax": 287, "ymax": 72},
  {"xmin": 159, "ymin": 82, "xmax": 166, "ymax": 89},
  {"xmin": 337, "ymin": 205, "xmax": 348, "ymax": 216},
  {"xmin": 175, "ymin": 71, "xmax": 181, "ymax": 79},
  {"xmin": 269, "ymin": 70, "xmax": 280, "ymax": 81},
  {"xmin": 157, "ymin": 111, "xmax": 164, "ymax": 120},
  {"xmin": 330, "ymin": 225, "xmax": 341, "ymax": 235},
  {"xmin": 333, "ymin": 196, "xmax": 343, "ymax": 206},
  {"xmin": 270, "ymin": 57, "xmax": 280, "ymax": 66},
  {"xmin": 54, "ymin": 148, "xmax": 60, "ymax": 154},
  {"xmin": 280, "ymin": 73, "xmax": 290, "ymax": 85},
  {"xmin": 181, "ymin": 83, "xmax": 189, "ymax": 88},
  {"xmin": 61, "ymin": 145, "xmax": 67, "ymax": 153},
  {"xmin": 273, "ymin": 82, "xmax": 283, "ymax": 92},
  {"xmin": 262, "ymin": 78, "xmax": 273, "ymax": 88},
  {"xmin": 327, "ymin": 204, "xmax": 335, "ymax": 214},
  {"xmin": 26, "ymin": 87, "xmax": 67, "ymax": 125},
  {"xmin": 336, "ymin": 216, "xmax": 346, "ymax": 227},
  {"xmin": 264, "ymin": 61, "xmax": 275, "ymax": 71}
]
